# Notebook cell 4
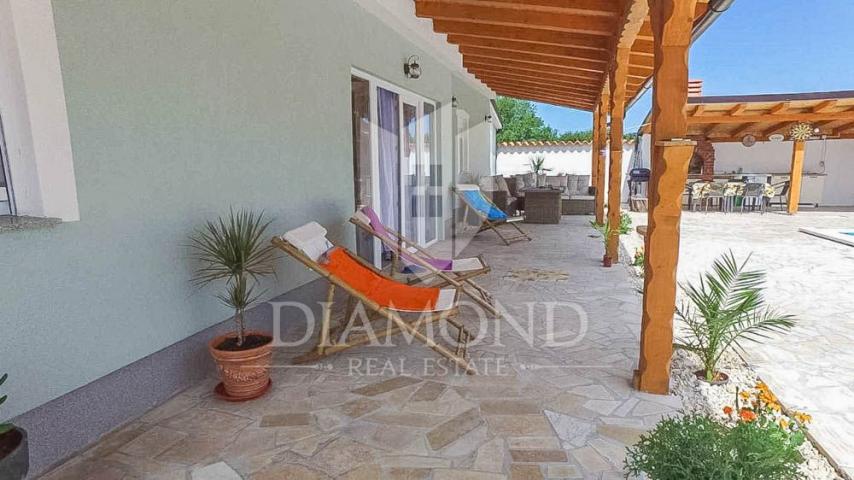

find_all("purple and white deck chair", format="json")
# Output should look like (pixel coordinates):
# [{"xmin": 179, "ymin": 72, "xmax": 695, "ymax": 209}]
[{"xmin": 350, "ymin": 207, "xmax": 498, "ymax": 317}]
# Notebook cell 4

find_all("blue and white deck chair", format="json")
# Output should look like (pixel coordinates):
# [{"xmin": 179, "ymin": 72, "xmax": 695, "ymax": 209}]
[{"xmin": 453, "ymin": 184, "xmax": 531, "ymax": 246}]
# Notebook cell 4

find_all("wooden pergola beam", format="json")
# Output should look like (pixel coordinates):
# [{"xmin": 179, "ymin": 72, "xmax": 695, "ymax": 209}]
[
  {"xmin": 432, "ymin": 20, "xmax": 610, "ymax": 51},
  {"xmin": 769, "ymin": 101, "xmax": 790, "ymax": 114},
  {"xmin": 473, "ymin": 74, "xmax": 601, "ymax": 97},
  {"xmin": 414, "ymin": 1, "xmax": 617, "ymax": 36},
  {"xmin": 463, "ymin": 56, "xmax": 603, "ymax": 80},
  {"xmin": 459, "ymin": 45, "xmax": 607, "ymax": 72},
  {"xmin": 469, "ymin": 67, "xmax": 602, "ymax": 89},
  {"xmin": 465, "ymin": 62, "xmax": 604, "ymax": 86},
  {"xmin": 833, "ymin": 121, "xmax": 854, "ymax": 135},
  {"xmin": 762, "ymin": 121, "xmax": 791, "ymax": 137},
  {"xmin": 489, "ymin": 83, "xmax": 598, "ymax": 102},
  {"xmin": 687, "ymin": 110, "xmax": 854, "ymax": 124},
  {"xmin": 493, "ymin": 89, "xmax": 593, "ymax": 109},
  {"xmin": 636, "ymin": 0, "xmax": 698, "ymax": 395},
  {"xmin": 447, "ymin": 34, "xmax": 610, "ymax": 62},
  {"xmin": 728, "ymin": 103, "xmax": 747, "ymax": 116},
  {"xmin": 434, "ymin": 0, "xmax": 622, "ymax": 17},
  {"xmin": 812, "ymin": 99, "xmax": 837, "ymax": 113}
]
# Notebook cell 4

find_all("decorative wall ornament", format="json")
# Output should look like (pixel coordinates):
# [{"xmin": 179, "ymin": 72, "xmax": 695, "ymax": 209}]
[
  {"xmin": 790, "ymin": 122, "xmax": 813, "ymax": 141},
  {"xmin": 741, "ymin": 134, "xmax": 756, "ymax": 147}
]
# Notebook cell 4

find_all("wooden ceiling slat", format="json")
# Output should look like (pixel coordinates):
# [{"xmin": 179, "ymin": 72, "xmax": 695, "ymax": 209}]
[
  {"xmin": 414, "ymin": 0, "xmax": 616, "ymax": 36},
  {"xmin": 435, "ymin": 0, "xmax": 622, "ymax": 17},
  {"xmin": 833, "ymin": 121, "xmax": 854, "ymax": 135},
  {"xmin": 812, "ymin": 100, "xmax": 838, "ymax": 113},
  {"xmin": 432, "ymin": 21, "xmax": 609, "ymax": 51},
  {"xmin": 469, "ymin": 69, "xmax": 599, "ymax": 91},
  {"xmin": 689, "ymin": 111, "xmax": 854, "ymax": 124},
  {"xmin": 762, "ymin": 122, "xmax": 791, "ymax": 137},
  {"xmin": 463, "ymin": 56, "xmax": 602, "ymax": 80},
  {"xmin": 494, "ymin": 89, "xmax": 594, "ymax": 109},
  {"xmin": 459, "ymin": 46, "xmax": 606, "ymax": 72},
  {"xmin": 464, "ymin": 62, "xmax": 605, "ymax": 86},
  {"xmin": 472, "ymin": 74, "xmax": 598, "ymax": 96},
  {"xmin": 484, "ymin": 81, "xmax": 598, "ymax": 100},
  {"xmin": 446, "ymin": 34, "xmax": 609, "ymax": 62}
]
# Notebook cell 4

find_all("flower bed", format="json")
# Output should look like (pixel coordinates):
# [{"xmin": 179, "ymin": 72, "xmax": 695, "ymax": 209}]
[{"xmin": 619, "ymin": 229, "xmax": 844, "ymax": 479}]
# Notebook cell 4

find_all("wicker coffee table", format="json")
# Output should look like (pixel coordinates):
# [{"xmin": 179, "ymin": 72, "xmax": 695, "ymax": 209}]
[{"xmin": 523, "ymin": 188, "xmax": 561, "ymax": 224}]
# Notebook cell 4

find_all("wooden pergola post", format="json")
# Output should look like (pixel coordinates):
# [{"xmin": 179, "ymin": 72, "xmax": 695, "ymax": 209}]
[
  {"xmin": 788, "ymin": 139, "xmax": 805, "ymax": 214},
  {"xmin": 591, "ymin": 103, "xmax": 601, "ymax": 213},
  {"xmin": 594, "ymin": 86, "xmax": 609, "ymax": 225},
  {"xmin": 606, "ymin": 48, "xmax": 630, "ymax": 262},
  {"xmin": 635, "ymin": 0, "xmax": 698, "ymax": 394}
]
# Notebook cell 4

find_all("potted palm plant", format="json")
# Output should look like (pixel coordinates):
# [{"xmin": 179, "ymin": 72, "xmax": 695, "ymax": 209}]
[
  {"xmin": 0, "ymin": 374, "xmax": 28, "ymax": 480},
  {"xmin": 189, "ymin": 209, "xmax": 278, "ymax": 400},
  {"xmin": 675, "ymin": 251, "xmax": 796, "ymax": 384},
  {"xmin": 529, "ymin": 154, "xmax": 552, "ymax": 186},
  {"xmin": 591, "ymin": 220, "xmax": 615, "ymax": 267}
]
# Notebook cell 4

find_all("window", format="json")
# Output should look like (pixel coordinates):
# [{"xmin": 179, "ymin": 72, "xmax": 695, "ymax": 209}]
[
  {"xmin": 0, "ymin": 117, "xmax": 13, "ymax": 216},
  {"xmin": 456, "ymin": 110, "xmax": 470, "ymax": 175},
  {"xmin": 0, "ymin": 0, "xmax": 78, "ymax": 221}
]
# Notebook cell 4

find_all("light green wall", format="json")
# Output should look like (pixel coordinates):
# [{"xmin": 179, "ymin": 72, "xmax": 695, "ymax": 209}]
[{"xmin": 0, "ymin": 0, "xmax": 492, "ymax": 418}]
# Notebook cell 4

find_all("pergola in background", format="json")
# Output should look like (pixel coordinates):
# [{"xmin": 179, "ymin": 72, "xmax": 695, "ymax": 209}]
[
  {"xmin": 643, "ymin": 91, "xmax": 854, "ymax": 214},
  {"xmin": 417, "ymin": 0, "xmax": 726, "ymax": 394}
]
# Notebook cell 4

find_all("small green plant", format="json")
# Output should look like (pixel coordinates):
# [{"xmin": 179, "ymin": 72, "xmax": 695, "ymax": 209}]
[
  {"xmin": 633, "ymin": 247, "xmax": 645, "ymax": 267},
  {"xmin": 0, "ymin": 373, "xmax": 12, "ymax": 435},
  {"xmin": 675, "ymin": 251, "xmax": 796, "ymax": 383},
  {"xmin": 619, "ymin": 210, "xmax": 632, "ymax": 234},
  {"xmin": 528, "ymin": 154, "xmax": 552, "ymax": 176},
  {"xmin": 189, "ymin": 209, "xmax": 278, "ymax": 347},
  {"xmin": 590, "ymin": 220, "xmax": 614, "ymax": 249},
  {"xmin": 625, "ymin": 413, "xmax": 733, "ymax": 480},
  {"xmin": 626, "ymin": 405, "xmax": 808, "ymax": 480}
]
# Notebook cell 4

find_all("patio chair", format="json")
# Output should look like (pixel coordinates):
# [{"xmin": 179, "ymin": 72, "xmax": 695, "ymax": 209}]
[
  {"xmin": 741, "ymin": 183, "xmax": 765, "ymax": 213},
  {"xmin": 703, "ymin": 182, "xmax": 725, "ymax": 211},
  {"xmin": 272, "ymin": 222, "xmax": 475, "ymax": 374},
  {"xmin": 769, "ymin": 181, "xmax": 790, "ymax": 211},
  {"xmin": 722, "ymin": 182, "xmax": 744, "ymax": 213},
  {"xmin": 454, "ymin": 184, "xmax": 532, "ymax": 246},
  {"xmin": 349, "ymin": 207, "xmax": 498, "ymax": 317}
]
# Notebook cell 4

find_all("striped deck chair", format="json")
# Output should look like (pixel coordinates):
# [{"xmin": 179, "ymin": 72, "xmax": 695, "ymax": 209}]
[
  {"xmin": 272, "ymin": 222, "xmax": 475, "ymax": 374},
  {"xmin": 454, "ymin": 184, "xmax": 532, "ymax": 246},
  {"xmin": 349, "ymin": 207, "xmax": 498, "ymax": 317}
]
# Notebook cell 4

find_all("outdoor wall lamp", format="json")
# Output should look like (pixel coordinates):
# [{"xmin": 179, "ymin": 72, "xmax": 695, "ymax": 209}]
[
  {"xmin": 485, "ymin": 114, "xmax": 493, "ymax": 123},
  {"xmin": 404, "ymin": 55, "xmax": 421, "ymax": 79},
  {"xmin": 452, "ymin": 96, "xmax": 459, "ymax": 108}
]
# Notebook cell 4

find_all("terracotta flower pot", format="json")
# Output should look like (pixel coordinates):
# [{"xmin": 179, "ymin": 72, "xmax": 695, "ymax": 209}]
[
  {"xmin": 603, "ymin": 255, "xmax": 612, "ymax": 267},
  {"xmin": 209, "ymin": 331, "xmax": 273, "ymax": 401},
  {"xmin": 0, "ymin": 427, "xmax": 28, "ymax": 480}
]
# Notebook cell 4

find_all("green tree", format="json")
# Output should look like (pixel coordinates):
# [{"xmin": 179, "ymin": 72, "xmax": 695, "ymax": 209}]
[
  {"xmin": 495, "ymin": 96, "xmax": 640, "ymax": 143},
  {"xmin": 495, "ymin": 97, "xmax": 558, "ymax": 142}
]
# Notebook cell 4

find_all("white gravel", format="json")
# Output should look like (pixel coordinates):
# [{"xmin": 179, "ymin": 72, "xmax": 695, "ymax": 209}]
[{"xmin": 618, "ymin": 231, "xmax": 844, "ymax": 480}]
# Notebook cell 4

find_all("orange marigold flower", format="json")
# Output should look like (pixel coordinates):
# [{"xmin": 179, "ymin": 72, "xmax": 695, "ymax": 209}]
[
  {"xmin": 723, "ymin": 406, "xmax": 733, "ymax": 415},
  {"xmin": 794, "ymin": 412, "xmax": 812, "ymax": 424},
  {"xmin": 756, "ymin": 381, "xmax": 769, "ymax": 392},
  {"xmin": 779, "ymin": 419, "xmax": 790, "ymax": 429},
  {"xmin": 740, "ymin": 390, "xmax": 752, "ymax": 400},
  {"xmin": 739, "ymin": 409, "xmax": 757, "ymax": 422}
]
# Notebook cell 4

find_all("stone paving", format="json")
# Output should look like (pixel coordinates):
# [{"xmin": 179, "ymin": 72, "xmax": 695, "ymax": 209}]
[
  {"xmin": 41, "ymin": 217, "xmax": 683, "ymax": 480},
  {"xmin": 630, "ymin": 209, "xmax": 854, "ymax": 478}
]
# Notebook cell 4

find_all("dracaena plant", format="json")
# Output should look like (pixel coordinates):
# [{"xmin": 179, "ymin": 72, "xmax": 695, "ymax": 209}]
[
  {"xmin": 675, "ymin": 251, "xmax": 796, "ymax": 383},
  {"xmin": 529, "ymin": 154, "xmax": 551, "ymax": 176},
  {"xmin": 0, "ymin": 373, "xmax": 12, "ymax": 435},
  {"xmin": 189, "ymin": 209, "xmax": 278, "ymax": 347}
]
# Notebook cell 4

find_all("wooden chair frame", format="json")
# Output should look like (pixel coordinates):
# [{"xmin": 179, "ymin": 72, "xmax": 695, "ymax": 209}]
[
  {"xmin": 453, "ymin": 187, "xmax": 532, "ymax": 246},
  {"xmin": 271, "ymin": 236, "xmax": 476, "ymax": 374},
  {"xmin": 349, "ymin": 215, "xmax": 499, "ymax": 317}
]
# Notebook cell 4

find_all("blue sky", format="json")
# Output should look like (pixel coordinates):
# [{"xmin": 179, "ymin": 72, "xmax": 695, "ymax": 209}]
[{"xmin": 532, "ymin": 0, "xmax": 854, "ymax": 134}]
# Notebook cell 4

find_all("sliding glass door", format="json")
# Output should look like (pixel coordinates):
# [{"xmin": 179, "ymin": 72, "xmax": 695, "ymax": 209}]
[{"xmin": 350, "ymin": 70, "xmax": 441, "ymax": 266}]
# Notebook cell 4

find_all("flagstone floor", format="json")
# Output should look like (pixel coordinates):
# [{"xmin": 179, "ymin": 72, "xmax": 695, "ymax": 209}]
[{"xmin": 41, "ymin": 217, "xmax": 682, "ymax": 480}]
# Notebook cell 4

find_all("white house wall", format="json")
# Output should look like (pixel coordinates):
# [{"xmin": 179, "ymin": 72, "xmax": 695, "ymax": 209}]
[{"xmin": 497, "ymin": 142, "xmax": 635, "ymax": 177}]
